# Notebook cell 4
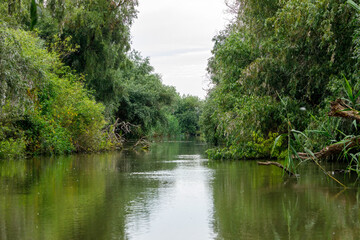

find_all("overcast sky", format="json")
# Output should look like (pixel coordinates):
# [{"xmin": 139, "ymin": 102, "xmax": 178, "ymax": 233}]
[{"xmin": 131, "ymin": 0, "xmax": 229, "ymax": 99}]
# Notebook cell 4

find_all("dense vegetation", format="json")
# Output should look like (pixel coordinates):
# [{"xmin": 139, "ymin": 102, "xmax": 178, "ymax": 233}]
[
  {"xmin": 0, "ymin": 22, "xmax": 109, "ymax": 156},
  {"xmin": 201, "ymin": 0, "xmax": 360, "ymax": 169},
  {"xmin": 0, "ymin": 0, "xmax": 202, "ymax": 159}
]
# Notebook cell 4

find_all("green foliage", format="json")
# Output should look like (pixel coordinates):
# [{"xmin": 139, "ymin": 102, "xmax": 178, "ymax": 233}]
[
  {"xmin": 199, "ymin": 92, "xmax": 222, "ymax": 145},
  {"xmin": 173, "ymin": 95, "xmax": 203, "ymax": 136},
  {"xmin": 1, "ymin": 0, "xmax": 194, "ymax": 157},
  {"xmin": 35, "ymin": 0, "xmax": 139, "ymax": 116},
  {"xmin": 0, "ymin": 0, "xmax": 31, "ymax": 28},
  {"xmin": 149, "ymin": 113, "xmax": 181, "ymax": 138},
  {"xmin": 265, "ymin": 75, "xmax": 360, "ymax": 184},
  {"xmin": 115, "ymin": 52, "xmax": 178, "ymax": 137},
  {"xmin": 201, "ymin": 0, "xmax": 360, "ymax": 161},
  {"xmin": 206, "ymin": 131, "xmax": 285, "ymax": 160},
  {"xmin": 342, "ymin": 75, "xmax": 360, "ymax": 108},
  {"xmin": 0, "ymin": 138, "xmax": 26, "ymax": 159},
  {"xmin": 348, "ymin": 0, "xmax": 360, "ymax": 12},
  {"xmin": 147, "ymin": 93, "xmax": 204, "ymax": 139},
  {"xmin": 0, "ymin": 23, "xmax": 109, "ymax": 157},
  {"xmin": 32, "ymin": 1, "xmax": 181, "ymax": 140},
  {"xmin": 202, "ymin": 92, "xmax": 295, "ymax": 159},
  {"xmin": 0, "ymin": 125, "xmax": 26, "ymax": 159},
  {"xmin": 207, "ymin": 30, "xmax": 257, "ymax": 87},
  {"xmin": 30, "ymin": 0, "xmax": 37, "ymax": 30}
]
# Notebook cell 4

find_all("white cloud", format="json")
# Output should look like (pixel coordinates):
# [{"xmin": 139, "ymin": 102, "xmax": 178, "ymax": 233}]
[{"xmin": 131, "ymin": 0, "xmax": 228, "ymax": 98}]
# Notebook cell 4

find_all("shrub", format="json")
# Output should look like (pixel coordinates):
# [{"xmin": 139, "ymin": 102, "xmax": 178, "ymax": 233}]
[{"xmin": 0, "ymin": 23, "xmax": 109, "ymax": 158}]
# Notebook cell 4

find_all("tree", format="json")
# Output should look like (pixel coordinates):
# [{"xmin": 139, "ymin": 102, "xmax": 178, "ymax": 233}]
[
  {"xmin": 174, "ymin": 96, "xmax": 203, "ymax": 136},
  {"xmin": 36, "ymin": 0, "xmax": 138, "ymax": 117},
  {"xmin": 202, "ymin": 0, "xmax": 359, "ymax": 160},
  {"xmin": 115, "ymin": 52, "xmax": 177, "ymax": 137}
]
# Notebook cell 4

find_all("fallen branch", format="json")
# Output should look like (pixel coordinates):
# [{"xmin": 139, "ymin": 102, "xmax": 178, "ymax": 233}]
[
  {"xmin": 104, "ymin": 118, "xmax": 125, "ymax": 149},
  {"xmin": 257, "ymin": 161, "xmax": 296, "ymax": 176},
  {"xmin": 132, "ymin": 136, "xmax": 150, "ymax": 150},
  {"xmin": 295, "ymin": 99, "xmax": 360, "ymax": 160},
  {"xmin": 118, "ymin": 120, "xmax": 139, "ymax": 134},
  {"xmin": 296, "ymin": 137, "xmax": 360, "ymax": 160},
  {"xmin": 328, "ymin": 98, "xmax": 360, "ymax": 123}
]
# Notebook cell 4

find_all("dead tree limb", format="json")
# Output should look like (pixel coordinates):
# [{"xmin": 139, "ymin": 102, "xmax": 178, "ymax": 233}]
[
  {"xmin": 257, "ymin": 161, "xmax": 296, "ymax": 176},
  {"xmin": 105, "ymin": 118, "xmax": 125, "ymax": 149},
  {"xmin": 296, "ymin": 137, "xmax": 360, "ymax": 160},
  {"xmin": 328, "ymin": 99, "xmax": 360, "ymax": 123},
  {"xmin": 132, "ymin": 136, "xmax": 150, "ymax": 150},
  {"xmin": 295, "ymin": 98, "xmax": 360, "ymax": 160}
]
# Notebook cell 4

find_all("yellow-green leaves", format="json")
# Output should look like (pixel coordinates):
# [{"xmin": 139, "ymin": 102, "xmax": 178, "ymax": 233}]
[{"xmin": 0, "ymin": 24, "xmax": 108, "ymax": 157}]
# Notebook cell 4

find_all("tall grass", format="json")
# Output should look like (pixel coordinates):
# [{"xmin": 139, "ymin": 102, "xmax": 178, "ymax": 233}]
[{"xmin": 275, "ymin": 92, "xmax": 350, "ymax": 188}]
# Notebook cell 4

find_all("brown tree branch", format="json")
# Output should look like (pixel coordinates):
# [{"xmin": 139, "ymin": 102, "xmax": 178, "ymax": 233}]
[
  {"xmin": 328, "ymin": 98, "xmax": 360, "ymax": 123},
  {"xmin": 257, "ymin": 161, "xmax": 296, "ymax": 176},
  {"xmin": 115, "ymin": 0, "xmax": 125, "ymax": 9},
  {"xmin": 295, "ymin": 98, "xmax": 360, "ymax": 160},
  {"xmin": 296, "ymin": 137, "xmax": 360, "ymax": 160}
]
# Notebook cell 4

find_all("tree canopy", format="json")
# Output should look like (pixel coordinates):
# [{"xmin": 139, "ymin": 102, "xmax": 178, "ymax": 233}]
[
  {"xmin": 201, "ymin": 0, "xmax": 360, "ymax": 160},
  {"xmin": 0, "ymin": 0, "xmax": 202, "ymax": 158}
]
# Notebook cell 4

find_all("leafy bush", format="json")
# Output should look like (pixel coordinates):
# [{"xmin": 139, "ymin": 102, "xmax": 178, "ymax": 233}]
[
  {"xmin": 173, "ymin": 95, "xmax": 203, "ymax": 136},
  {"xmin": 0, "ymin": 23, "xmax": 109, "ymax": 157},
  {"xmin": 206, "ymin": 131, "xmax": 285, "ymax": 160}
]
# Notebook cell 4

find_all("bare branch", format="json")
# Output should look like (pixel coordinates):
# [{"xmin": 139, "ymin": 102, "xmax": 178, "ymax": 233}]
[
  {"xmin": 257, "ymin": 161, "xmax": 296, "ymax": 176},
  {"xmin": 296, "ymin": 137, "xmax": 360, "ymax": 160},
  {"xmin": 328, "ymin": 98, "xmax": 360, "ymax": 123}
]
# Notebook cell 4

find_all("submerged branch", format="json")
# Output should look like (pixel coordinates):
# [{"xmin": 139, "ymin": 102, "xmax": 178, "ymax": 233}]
[{"xmin": 257, "ymin": 161, "xmax": 296, "ymax": 176}]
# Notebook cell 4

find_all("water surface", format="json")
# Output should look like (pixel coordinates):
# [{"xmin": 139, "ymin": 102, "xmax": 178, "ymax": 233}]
[{"xmin": 0, "ymin": 141, "xmax": 359, "ymax": 239}]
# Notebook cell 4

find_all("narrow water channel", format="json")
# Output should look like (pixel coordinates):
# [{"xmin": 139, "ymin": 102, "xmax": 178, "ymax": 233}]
[{"xmin": 0, "ymin": 141, "xmax": 359, "ymax": 239}]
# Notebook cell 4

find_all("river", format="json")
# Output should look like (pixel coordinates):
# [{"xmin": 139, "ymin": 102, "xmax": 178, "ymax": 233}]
[{"xmin": 0, "ymin": 141, "xmax": 359, "ymax": 239}]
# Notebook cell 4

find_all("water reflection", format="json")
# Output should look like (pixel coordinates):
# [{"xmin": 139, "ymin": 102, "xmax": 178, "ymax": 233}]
[
  {"xmin": 210, "ymin": 161, "xmax": 360, "ymax": 240},
  {"xmin": 126, "ymin": 153, "xmax": 215, "ymax": 240},
  {"xmin": 0, "ymin": 141, "xmax": 215, "ymax": 240},
  {"xmin": 0, "ymin": 142, "xmax": 360, "ymax": 240}
]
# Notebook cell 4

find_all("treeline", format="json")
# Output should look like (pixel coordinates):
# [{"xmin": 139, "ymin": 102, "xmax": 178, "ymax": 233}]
[
  {"xmin": 201, "ymin": 0, "xmax": 360, "ymax": 161},
  {"xmin": 0, "ymin": 0, "xmax": 202, "ymax": 158}
]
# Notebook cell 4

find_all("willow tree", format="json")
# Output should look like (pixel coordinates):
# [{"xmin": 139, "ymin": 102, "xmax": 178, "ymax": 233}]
[{"xmin": 36, "ymin": 0, "xmax": 139, "ymax": 117}]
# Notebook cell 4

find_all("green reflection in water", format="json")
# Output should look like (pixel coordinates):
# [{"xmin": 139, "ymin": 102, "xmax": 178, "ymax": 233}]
[
  {"xmin": 1, "ymin": 142, "xmax": 360, "ymax": 240},
  {"xmin": 209, "ymin": 161, "xmax": 360, "ymax": 240},
  {"xmin": 0, "ymin": 141, "xmax": 210, "ymax": 240}
]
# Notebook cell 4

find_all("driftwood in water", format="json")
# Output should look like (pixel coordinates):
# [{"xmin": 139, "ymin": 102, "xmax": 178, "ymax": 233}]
[
  {"xmin": 105, "ymin": 119, "xmax": 141, "ymax": 149},
  {"xmin": 296, "ymin": 99, "xmax": 360, "ymax": 160},
  {"xmin": 257, "ymin": 161, "xmax": 296, "ymax": 176},
  {"xmin": 132, "ymin": 136, "xmax": 150, "ymax": 150}
]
